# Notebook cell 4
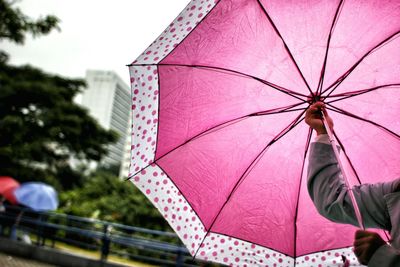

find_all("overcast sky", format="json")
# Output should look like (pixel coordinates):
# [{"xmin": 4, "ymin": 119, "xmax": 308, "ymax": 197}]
[{"xmin": 2, "ymin": 0, "xmax": 189, "ymax": 84}]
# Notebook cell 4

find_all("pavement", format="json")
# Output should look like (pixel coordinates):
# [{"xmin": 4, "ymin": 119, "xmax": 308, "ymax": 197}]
[{"xmin": 0, "ymin": 252, "xmax": 57, "ymax": 267}]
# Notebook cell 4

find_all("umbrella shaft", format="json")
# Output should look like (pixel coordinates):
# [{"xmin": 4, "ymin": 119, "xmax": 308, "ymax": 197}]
[{"xmin": 321, "ymin": 111, "xmax": 365, "ymax": 230}]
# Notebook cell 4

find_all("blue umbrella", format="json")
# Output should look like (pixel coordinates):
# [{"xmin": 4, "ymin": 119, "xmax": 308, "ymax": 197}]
[{"xmin": 14, "ymin": 182, "xmax": 58, "ymax": 211}]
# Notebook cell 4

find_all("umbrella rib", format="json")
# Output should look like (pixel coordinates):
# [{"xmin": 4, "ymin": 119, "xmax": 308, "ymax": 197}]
[
  {"xmin": 321, "ymin": 30, "xmax": 400, "ymax": 97},
  {"xmin": 127, "ymin": 102, "xmax": 306, "ymax": 181},
  {"xmin": 193, "ymin": 110, "xmax": 306, "ymax": 259},
  {"xmin": 326, "ymin": 104, "xmax": 400, "ymax": 140},
  {"xmin": 325, "ymin": 83, "xmax": 400, "ymax": 104},
  {"xmin": 154, "ymin": 163, "xmax": 210, "ymax": 236},
  {"xmin": 255, "ymin": 0, "xmax": 313, "ymax": 96},
  {"xmin": 316, "ymin": 0, "xmax": 345, "ymax": 95},
  {"xmin": 251, "ymin": 102, "xmax": 307, "ymax": 116},
  {"xmin": 130, "ymin": 62, "xmax": 307, "ymax": 101},
  {"xmin": 154, "ymin": 65, "xmax": 162, "ymax": 172},
  {"xmin": 129, "ymin": 0, "xmax": 223, "ymax": 66},
  {"xmin": 331, "ymin": 130, "xmax": 363, "ymax": 185},
  {"xmin": 198, "ymin": 232, "xmax": 295, "ymax": 257},
  {"xmin": 157, "ymin": 0, "xmax": 223, "ymax": 66},
  {"xmin": 230, "ymin": 115, "xmax": 306, "ymax": 198},
  {"xmin": 293, "ymin": 127, "xmax": 313, "ymax": 263}
]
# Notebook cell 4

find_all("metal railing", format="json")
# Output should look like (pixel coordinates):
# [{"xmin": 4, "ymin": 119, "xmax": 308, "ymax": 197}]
[{"xmin": 0, "ymin": 205, "xmax": 212, "ymax": 267}]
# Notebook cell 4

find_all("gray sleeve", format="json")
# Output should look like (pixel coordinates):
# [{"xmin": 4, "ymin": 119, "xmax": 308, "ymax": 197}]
[
  {"xmin": 368, "ymin": 244, "xmax": 400, "ymax": 267},
  {"xmin": 307, "ymin": 142, "xmax": 394, "ymax": 230}
]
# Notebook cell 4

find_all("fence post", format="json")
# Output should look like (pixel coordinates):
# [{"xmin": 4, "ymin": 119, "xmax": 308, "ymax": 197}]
[
  {"xmin": 176, "ymin": 246, "xmax": 184, "ymax": 267},
  {"xmin": 100, "ymin": 224, "xmax": 111, "ymax": 262},
  {"xmin": 38, "ymin": 213, "xmax": 45, "ymax": 246}
]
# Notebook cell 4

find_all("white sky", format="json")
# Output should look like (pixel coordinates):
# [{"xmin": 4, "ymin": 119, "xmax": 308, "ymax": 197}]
[{"xmin": 2, "ymin": 0, "xmax": 189, "ymax": 84}]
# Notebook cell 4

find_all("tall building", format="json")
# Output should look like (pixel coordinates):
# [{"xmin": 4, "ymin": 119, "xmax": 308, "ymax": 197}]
[
  {"xmin": 78, "ymin": 70, "xmax": 131, "ymax": 173},
  {"xmin": 119, "ymin": 131, "xmax": 132, "ymax": 178}
]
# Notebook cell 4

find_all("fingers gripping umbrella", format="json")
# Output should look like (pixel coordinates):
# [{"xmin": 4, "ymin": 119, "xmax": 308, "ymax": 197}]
[
  {"xmin": 127, "ymin": 0, "xmax": 400, "ymax": 266},
  {"xmin": 14, "ymin": 182, "xmax": 59, "ymax": 211}
]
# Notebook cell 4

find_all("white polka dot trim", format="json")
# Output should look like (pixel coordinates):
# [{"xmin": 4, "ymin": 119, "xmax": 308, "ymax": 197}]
[
  {"xmin": 196, "ymin": 235, "xmax": 362, "ymax": 267},
  {"xmin": 132, "ymin": 0, "xmax": 219, "ymax": 65},
  {"xmin": 129, "ymin": 65, "xmax": 159, "ymax": 176},
  {"xmin": 196, "ymin": 233, "xmax": 294, "ymax": 267},
  {"xmin": 129, "ymin": 164, "xmax": 207, "ymax": 255},
  {"xmin": 296, "ymin": 247, "xmax": 362, "ymax": 267}
]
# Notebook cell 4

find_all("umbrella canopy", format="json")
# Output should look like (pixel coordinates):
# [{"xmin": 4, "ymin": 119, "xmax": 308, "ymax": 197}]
[
  {"xmin": 0, "ymin": 176, "xmax": 19, "ymax": 204},
  {"xmin": 128, "ymin": 0, "xmax": 400, "ymax": 266},
  {"xmin": 14, "ymin": 182, "xmax": 59, "ymax": 211}
]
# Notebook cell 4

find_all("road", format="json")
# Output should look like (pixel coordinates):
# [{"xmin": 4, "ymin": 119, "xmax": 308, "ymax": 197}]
[{"xmin": 0, "ymin": 252, "xmax": 57, "ymax": 267}]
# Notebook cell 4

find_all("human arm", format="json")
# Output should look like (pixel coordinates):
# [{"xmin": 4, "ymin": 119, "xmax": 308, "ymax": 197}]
[
  {"xmin": 308, "ymin": 138, "xmax": 400, "ymax": 266},
  {"xmin": 305, "ymin": 102, "xmax": 400, "ymax": 266},
  {"xmin": 307, "ymin": 141, "xmax": 394, "ymax": 228},
  {"xmin": 306, "ymin": 102, "xmax": 394, "ymax": 227}
]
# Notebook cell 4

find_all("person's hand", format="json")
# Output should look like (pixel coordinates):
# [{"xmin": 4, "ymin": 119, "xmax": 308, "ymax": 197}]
[
  {"xmin": 305, "ymin": 102, "xmax": 333, "ymax": 135},
  {"xmin": 353, "ymin": 230, "xmax": 386, "ymax": 265}
]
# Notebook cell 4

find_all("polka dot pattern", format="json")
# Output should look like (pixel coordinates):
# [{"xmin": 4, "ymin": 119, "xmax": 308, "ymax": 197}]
[
  {"xmin": 196, "ymin": 233, "xmax": 294, "ymax": 267},
  {"xmin": 132, "ymin": 0, "xmax": 219, "ymax": 65},
  {"xmin": 129, "ymin": 164, "xmax": 206, "ymax": 254},
  {"xmin": 196, "ymin": 235, "xmax": 362, "ymax": 267},
  {"xmin": 128, "ymin": 65, "xmax": 159, "ymax": 176},
  {"xmin": 296, "ymin": 247, "xmax": 362, "ymax": 267}
]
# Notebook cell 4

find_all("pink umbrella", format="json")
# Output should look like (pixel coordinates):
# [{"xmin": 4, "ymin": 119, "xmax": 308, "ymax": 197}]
[{"xmin": 128, "ymin": 0, "xmax": 400, "ymax": 266}]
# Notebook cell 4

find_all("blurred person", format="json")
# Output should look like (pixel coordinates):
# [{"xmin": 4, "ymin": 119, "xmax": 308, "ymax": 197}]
[
  {"xmin": 0, "ymin": 196, "xmax": 5, "ymax": 235},
  {"xmin": 306, "ymin": 102, "xmax": 400, "ymax": 266}
]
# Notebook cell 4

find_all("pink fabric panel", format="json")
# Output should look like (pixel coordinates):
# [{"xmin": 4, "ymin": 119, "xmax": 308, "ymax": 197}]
[
  {"xmin": 332, "ymin": 112, "xmax": 400, "ymax": 185},
  {"xmin": 327, "ymin": 36, "xmax": 400, "ymax": 95},
  {"xmin": 156, "ymin": 65, "xmax": 302, "ymax": 158},
  {"xmin": 296, "ymin": 153, "xmax": 358, "ymax": 256},
  {"xmin": 296, "ymin": 197, "xmax": 358, "ymax": 257},
  {"xmin": 322, "ymin": 0, "xmax": 400, "ymax": 91},
  {"xmin": 162, "ymin": 0, "xmax": 310, "ymax": 95},
  {"xmin": 331, "ymin": 87, "xmax": 400, "ymax": 137},
  {"xmin": 157, "ymin": 112, "xmax": 303, "ymax": 231},
  {"xmin": 260, "ymin": 0, "xmax": 341, "ymax": 91},
  {"xmin": 210, "ymin": 122, "xmax": 309, "ymax": 257},
  {"xmin": 132, "ymin": 0, "xmax": 218, "ymax": 65}
]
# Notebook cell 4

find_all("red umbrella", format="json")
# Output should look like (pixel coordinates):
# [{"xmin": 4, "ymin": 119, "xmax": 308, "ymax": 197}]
[{"xmin": 0, "ymin": 176, "xmax": 19, "ymax": 204}]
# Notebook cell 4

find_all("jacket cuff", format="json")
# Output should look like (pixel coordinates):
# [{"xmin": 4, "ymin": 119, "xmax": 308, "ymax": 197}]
[
  {"xmin": 314, "ymin": 134, "xmax": 330, "ymax": 145},
  {"xmin": 368, "ymin": 244, "xmax": 400, "ymax": 267}
]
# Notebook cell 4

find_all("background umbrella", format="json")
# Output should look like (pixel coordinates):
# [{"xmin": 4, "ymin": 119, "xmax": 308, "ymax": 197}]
[
  {"xmin": 13, "ymin": 182, "xmax": 59, "ymax": 211},
  {"xmin": 0, "ymin": 176, "xmax": 19, "ymax": 204},
  {"xmin": 127, "ymin": 0, "xmax": 400, "ymax": 266}
]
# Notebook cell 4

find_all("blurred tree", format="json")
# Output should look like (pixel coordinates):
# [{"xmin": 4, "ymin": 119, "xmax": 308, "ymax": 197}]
[
  {"xmin": 0, "ymin": 0, "xmax": 117, "ymax": 189},
  {"xmin": 97, "ymin": 163, "xmax": 121, "ymax": 177},
  {"xmin": 59, "ymin": 170, "xmax": 170, "ymax": 231},
  {"xmin": 0, "ymin": 0, "xmax": 59, "ymax": 44}
]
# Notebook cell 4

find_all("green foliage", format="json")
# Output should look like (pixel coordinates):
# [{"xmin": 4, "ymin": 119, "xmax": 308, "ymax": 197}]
[
  {"xmin": 0, "ymin": 0, "xmax": 59, "ymax": 44},
  {"xmin": 59, "ymin": 170, "xmax": 171, "ymax": 231},
  {"xmin": 0, "ymin": 62, "xmax": 118, "ymax": 188},
  {"xmin": 0, "ymin": 0, "xmax": 117, "ymax": 189},
  {"xmin": 0, "ymin": 0, "xmax": 170, "ymax": 242}
]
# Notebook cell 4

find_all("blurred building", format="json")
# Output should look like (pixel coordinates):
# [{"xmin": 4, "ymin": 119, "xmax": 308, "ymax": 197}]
[
  {"xmin": 119, "ymin": 133, "xmax": 132, "ymax": 178},
  {"xmin": 76, "ymin": 70, "xmax": 131, "ymax": 176}
]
